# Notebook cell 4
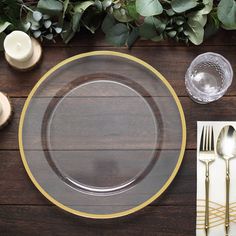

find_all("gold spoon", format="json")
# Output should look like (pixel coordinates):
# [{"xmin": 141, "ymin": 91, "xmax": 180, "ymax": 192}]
[{"xmin": 216, "ymin": 125, "xmax": 236, "ymax": 236}]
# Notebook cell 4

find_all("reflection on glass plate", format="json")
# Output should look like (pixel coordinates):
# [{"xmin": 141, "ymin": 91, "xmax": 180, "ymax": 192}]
[{"xmin": 19, "ymin": 51, "xmax": 186, "ymax": 219}]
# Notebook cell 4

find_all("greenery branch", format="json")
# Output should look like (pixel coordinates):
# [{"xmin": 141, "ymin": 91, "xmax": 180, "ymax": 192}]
[{"xmin": 0, "ymin": 0, "xmax": 236, "ymax": 50}]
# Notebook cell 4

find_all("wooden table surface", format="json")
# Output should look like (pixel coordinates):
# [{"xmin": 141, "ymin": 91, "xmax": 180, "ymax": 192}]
[{"xmin": 0, "ymin": 30, "xmax": 235, "ymax": 236}]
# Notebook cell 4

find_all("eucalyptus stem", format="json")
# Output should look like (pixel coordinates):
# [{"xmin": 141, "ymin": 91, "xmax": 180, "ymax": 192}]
[{"xmin": 21, "ymin": 4, "xmax": 34, "ymax": 13}]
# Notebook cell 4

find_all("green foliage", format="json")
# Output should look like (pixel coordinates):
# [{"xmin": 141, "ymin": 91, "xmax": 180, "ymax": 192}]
[
  {"xmin": 27, "ymin": 11, "xmax": 62, "ymax": 42},
  {"xmin": 171, "ymin": 0, "xmax": 198, "ymax": 13},
  {"xmin": 0, "ymin": 0, "xmax": 22, "ymax": 26},
  {"xmin": 0, "ymin": 22, "xmax": 12, "ymax": 34},
  {"xmin": 184, "ymin": 0, "xmax": 214, "ymax": 45},
  {"xmin": 139, "ymin": 16, "xmax": 165, "ymax": 40},
  {"xmin": 106, "ymin": 23, "xmax": 129, "ymax": 46},
  {"xmin": 102, "ymin": 14, "xmax": 138, "ymax": 47},
  {"xmin": 217, "ymin": 0, "xmax": 236, "ymax": 30},
  {"xmin": 0, "ymin": 33, "xmax": 6, "ymax": 51},
  {"xmin": 0, "ymin": 0, "xmax": 235, "ymax": 50},
  {"xmin": 136, "ymin": 0, "xmax": 163, "ymax": 17},
  {"xmin": 204, "ymin": 10, "xmax": 220, "ymax": 39},
  {"xmin": 37, "ymin": 0, "xmax": 63, "ymax": 15}
]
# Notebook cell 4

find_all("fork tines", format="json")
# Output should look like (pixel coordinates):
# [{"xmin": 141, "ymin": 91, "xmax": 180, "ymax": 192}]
[{"xmin": 200, "ymin": 126, "xmax": 214, "ymax": 152}]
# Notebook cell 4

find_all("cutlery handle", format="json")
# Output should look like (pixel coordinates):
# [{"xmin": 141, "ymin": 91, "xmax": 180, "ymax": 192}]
[
  {"xmin": 226, "ymin": 159, "xmax": 230, "ymax": 236},
  {"xmin": 205, "ymin": 162, "xmax": 210, "ymax": 235}
]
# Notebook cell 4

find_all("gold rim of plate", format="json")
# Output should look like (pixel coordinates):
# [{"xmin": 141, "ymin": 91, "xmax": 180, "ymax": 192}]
[{"xmin": 18, "ymin": 51, "xmax": 187, "ymax": 219}]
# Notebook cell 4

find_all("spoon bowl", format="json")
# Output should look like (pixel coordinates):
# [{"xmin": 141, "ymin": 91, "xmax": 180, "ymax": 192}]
[{"xmin": 216, "ymin": 125, "xmax": 236, "ymax": 160}]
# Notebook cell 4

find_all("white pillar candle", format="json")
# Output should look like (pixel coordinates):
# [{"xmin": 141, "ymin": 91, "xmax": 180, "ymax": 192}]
[
  {"xmin": 4, "ymin": 31, "xmax": 33, "ymax": 62},
  {"xmin": 0, "ymin": 100, "xmax": 3, "ymax": 116}
]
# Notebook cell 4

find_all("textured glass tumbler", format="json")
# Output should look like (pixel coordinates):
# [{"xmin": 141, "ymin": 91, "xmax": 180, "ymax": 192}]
[{"xmin": 185, "ymin": 52, "xmax": 233, "ymax": 104}]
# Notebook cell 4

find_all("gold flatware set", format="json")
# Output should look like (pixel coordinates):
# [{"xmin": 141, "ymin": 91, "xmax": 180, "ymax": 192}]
[{"xmin": 199, "ymin": 125, "xmax": 236, "ymax": 236}]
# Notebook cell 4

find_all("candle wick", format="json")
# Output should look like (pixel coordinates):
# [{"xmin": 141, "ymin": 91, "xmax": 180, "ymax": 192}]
[{"xmin": 16, "ymin": 42, "xmax": 21, "ymax": 50}]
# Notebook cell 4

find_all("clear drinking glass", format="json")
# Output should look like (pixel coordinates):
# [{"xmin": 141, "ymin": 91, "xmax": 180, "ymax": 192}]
[{"xmin": 185, "ymin": 52, "xmax": 233, "ymax": 104}]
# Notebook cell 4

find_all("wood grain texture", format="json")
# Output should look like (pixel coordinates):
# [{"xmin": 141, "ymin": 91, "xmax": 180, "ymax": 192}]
[
  {"xmin": 0, "ymin": 150, "xmax": 195, "ymax": 206},
  {"xmin": 0, "ymin": 30, "xmax": 235, "ymax": 235},
  {"xmin": 0, "ymin": 45, "xmax": 235, "ymax": 97},
  {"xmin": 0, "ymin": 205, "xmax": 195, "ymax": 236}
]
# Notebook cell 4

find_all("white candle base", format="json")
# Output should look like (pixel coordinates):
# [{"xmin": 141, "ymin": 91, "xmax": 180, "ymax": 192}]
[
  {"xmin": 5, "ymin": 38, "xmax": 42, "ymax": 71},
  {"xmin": 0, "ymin": 92, "xmax": 13, "ymax": 129}
]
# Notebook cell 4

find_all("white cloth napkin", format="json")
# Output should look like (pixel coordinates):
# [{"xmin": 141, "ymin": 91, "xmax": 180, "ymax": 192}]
[{"xmin": 197, "ymin": 122, "xmax": 236, "ymax": 236}]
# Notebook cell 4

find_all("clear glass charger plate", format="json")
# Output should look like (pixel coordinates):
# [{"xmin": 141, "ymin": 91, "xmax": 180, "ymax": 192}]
[{"xmin": 19, "ymin": 51, "xmax": 186, "ymax": 219}]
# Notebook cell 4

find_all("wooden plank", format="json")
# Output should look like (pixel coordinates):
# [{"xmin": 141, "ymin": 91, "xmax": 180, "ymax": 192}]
[
  {"xmin": 0, "ymin": 205, "xmax": 195, "ymax": 236},
  {"xmin": 1, "ymin": 28, "xmax": 234, "ymax": 236},
  {"xmin": 0, "ymin": 150, "xmax": 195, "ymax": 206},
  {"xmin": 0, "ymin": 46, "xmax": 235, "ymax": 97}
]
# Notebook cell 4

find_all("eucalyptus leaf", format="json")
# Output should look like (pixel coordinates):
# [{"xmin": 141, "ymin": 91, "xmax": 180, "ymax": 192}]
[
  {"xmin": 33, "ymin": 30, "xmax": 41, "ymax": 38},
  {"xmin": 0, "ymin": 32, "xmax": 6, "ymax": 51},
  {"xmin": 44, "ymin": 20, "xmax": 52, "ymax": 29},
  {"xmin": 37, "ymin": 0, "xmax": 63, "ymax": 15},
  {"xmin": 186, "ymin": 20, "xmax": 204, "ymax": 45},
  {"xmin": 72, "ymin": 12, "xmax": 82, "ymax": 32},
  {"xmin": 152, "ymin": 16, "xmax": 165, "ymax": 32},
  {"xmin": 176, "ymin": 19, "xmax": 184, "ymax": 25},
  {"xmin": 0, "ymin": 1, "xmax": 20, "ymax": 27},
  {"xmin": 120, "ymin": 9, "xmax": 126, "ymax": 16},
  {"xmin": 0, "ymin": 21, "xmax": 12, "ymax": 33},
  {"xmin": 126, "ymin": 27, "xmax": 139, "ymax": 47},
  {"xmin": 102, "ymin": 14, "xmax": 116, "ymax": 33},
  {"xmin": 109, "ymin": 7, "xmax": 113, "ymax": 14},
  {"xmin": 43, "ymin": 14, "xmax": 50, "ymax": 20},
  {"xmin": 106, "ymin": 23, "xmax": 129, "ymax": 46},
  {"xmin": 139, "ymin": 16, "xmax": 165, "ymax": 39},
  {"xmin": 71, "ymin": 1, "xmax": 94, "ymax": 32},
  {"xmin": 82, "ymin": 8, "xmax": 102, "ymax": 33},
  {"xmin": 166, "ymin": 26, "xmax": 173, "ymax": 31},
  {"xmin": 139, "ymin": 23, "xmax": 157, "ymax": 39},
  {"xmin": 54, "ymin": 27, "xmax": 62, "ymax": 33},
  {"xmin": 171, "ymin": 0, "xmax": 198, "ymax": 13},
  {"xmin": 136, "ymin": 0, "xmax": 163, "ymax": 17},
  {"xmin": 27, "ymin": 11, "xmax": 40, "ymax": 28},
  {"xmin": 127, "ymin": 2, "xmax": 139, "ymax": 20},
  {"xmin": 165, "ymin": 8, "xmax": 175, "ymax": 16},
  {"xmin": 94, "ymin": 0, "xmax": 103, "ymax": 11},
  {"xmin": 45, "ymin": 33, "xmax": 53, "ymax": 40},
  {"xmin": 186, "ymin": 0, "xmax": 213, "ymax": 29},
  {"xmin": 30, "ymin": 24, "xmax": 40, "ymax": 31},
  {"xmin": 33, "ymin": 11, "xmax": 43, "ymax": 22},
  {"xmin": 177, "ymin": 26, "xmax": 184, "ymax": 33},
  {"xmin": 113, "ymin": 3, "xmax": 121, "ymax": 9},
  {"xmin": 113, "ymin": 9, "xmax": 133, "ymax": 22},
  {"xmin": 61, "ymin": 20, "xmax": 75, "ymax": 43},
  {"xmin": 22, "ymin": 22, "xmax": 31, "ymax": 32},
  {"xmin": 63, "ymin": 0, "xmax": 70, "ymax": 18},
  {"xmin": 183, "ymin": 30, "xmax": 189, "ymax": 36},
  {"xmin": 151, "ymin": 34, "xmax": 163, "ymax": 42},
  {"xmin": 204, "ymin": 12, "xmax": 220, "ymax": 39},
  {"xmin": 167, "ymin": 30, "xmax": 177, "ymax": 38},
  {"xmin": 201, "ymin": 0, "xmax": 213, "ymax": 14},
  {"xmin": 102, "ymin": 0, "xmax": 113, "ymax": 9},
  {"xmin": 74, "ymin": 1, "xmax": 94, "ymax": 13},
  {"xmin": 188, "ymin": 12, "xmax": 207, "ymax": 27},
  {"xmin": 218, "ymin": 0, "xmax": 236, "ymax": 30}
]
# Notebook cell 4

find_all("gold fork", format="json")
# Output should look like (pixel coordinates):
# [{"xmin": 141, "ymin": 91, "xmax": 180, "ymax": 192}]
[{"xmin": 199, "ymin": 126, "xmax": 215, "ymax": 235}]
